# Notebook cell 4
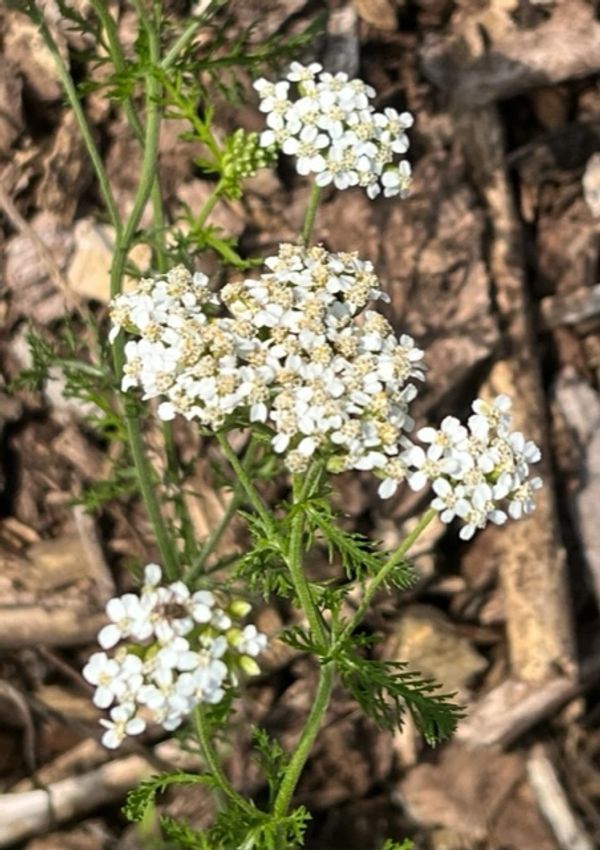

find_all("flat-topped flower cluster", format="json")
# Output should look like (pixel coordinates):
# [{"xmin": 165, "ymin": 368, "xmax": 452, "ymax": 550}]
[
  {"xmin": 406, "ymin": 395, "xmax": 543, "ymax": 540},
  {"xmin": 110, "ymin": 245, "xmax": 425, "ymax": 478},
  {"xmin": 110, "ymin": 252, "xmax": 544, "ymax": 539},
  {"xmin": 83, "ymin": 564, "xmax": 267, "ymax": 748},
  {"xmin": 254, "ymin": 61, "xmax": 413, "ymax": 199}
]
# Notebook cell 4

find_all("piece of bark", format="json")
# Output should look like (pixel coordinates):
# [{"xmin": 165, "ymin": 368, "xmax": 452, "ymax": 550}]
[
  {"xmin": 397, "ymin": 744, "xmax": 555, "ymax": 849},
  {"xmin": 457, "ymin": 106, "xmax": 575, "ymax": 683},
  {"xmin": 0, "ymin": 682, "xmax": 36, "ymax": 775},
  {"xmin": 527, "ymin": 744, "xmax": 595, "ymax": 850},
  {"xmin": 1, "ymin": 5, "xmax": 67, "ymax": 104},
  {"xmin": 0, "ymin": 606, "xmax": 107, "ymax": 651},
  {"xmin": 353, "ymin": 0, "xmax": 397, "ymax": 31},
  {"xmin": 0, "ymin": 738, "xmax": 213, "ymax": 846},
  {"xmin": 553, "ymin": 369, "xmax": 600, "ymax": 608},
  {"xmin": 71, "ymin": 507, "xmax": 116, "ymax": 602},
  {"xmin": 324, "ymin": 5, "xmax": 360, "ymax": 78},
  {"xmin": 3, "ymin": 210, "xmax": 77, "ymax": 323},
  {"xmin": 456, "ymin": 656, "xmax": 600, "ymax": 748},
  {"xmin": 0, "ymin": 755, "xmax": 150, "ymax": 847},
  {"xmin": 540, "ymin": 285, "xmax": 600, "ymax": 331},
  {"xmin": 583, "ymin": 153, "xmax": 600, "ymax": 218},
  {"xmin": 421, "ymin": 0, "xmax": 600, "ymax": 108},
  {"xmin": 0, "ymin": 63, "xmax": 23, "ymax": 156},
  {"xmin": 384, "ymin": 605, "xmax": 488, "ymax": 701},
  {"xmin": 34, "ymin": 110, "xmax": 91, "ymax": 223},
  {"xmin": 65, "ymin": 218, "xmax": 151, "ymax": 303}
]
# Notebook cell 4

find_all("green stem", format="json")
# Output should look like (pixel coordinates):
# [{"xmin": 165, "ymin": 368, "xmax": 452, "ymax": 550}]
[
  {"xmin": 28, "ymin": 1, "xmax": 121, "ymax": 233},
  {"xmin": 125, "ymin": 402, "xmax": 180, "ymax": 580},
  {"xmin": 215, "ymin": 433, "xmax": 274, "ymax": 533},
  {"xmin": 193, "ymin": 181, "xmax": 224, "ymax": 231},
  {"xmin": 35, "ymin": 0, "xmax": 177, "ymax": 580},
  {"xmin": 341, "ymin": 508, "xmax": 436, "ymax": 641},
  {"xmin": 90, "ymin": 0, "xmax": 167, "ymax": 271},
  {"xmin": 161, "ymin": 16, "xmax": 206, "ymax": 71},
  {"xmin": 273, "ymin": 662, "xmax": 335, "ymax": 817},
  {"xmin": 109, "ymin": 62, "xmax": 162, "ymax": 300},
  {"xmin": 163, "ymin": 421, "xmax": 199, "ymax": 562},
  {"xmin": 192, "ymin": 706, "xmax": 256, "ymax": 815},
  {"xmin": 287, "ymin": 473, "xmax": 327, "ymax": 647},
  {"xmin": 89, "ymin": 0, "xmax": 143, "ymax": 141},
  {"xmin": 104, "ymin": 11, "xmax": 180, "ymax": 579},
  {"xmin": 186, "ymin": 491, "xmax": 241, "ymax": 583},
  {"xmin": 301, "ymin": 183, "xmax": 321, "ymax": 247}
]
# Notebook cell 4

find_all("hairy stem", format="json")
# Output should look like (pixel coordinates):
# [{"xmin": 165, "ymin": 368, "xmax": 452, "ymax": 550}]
[
  {"xmin": 216, "ymin": 433, "xmax": 275, "ymax": 533},
  {"xmin": 31, "ymin": 0, "xmax": 177, "ymax": 579},
  {"xmin": 125, "ymin": 402, "xmax": 180, "ymax": 580},
  {"xmin": 286, "ymin": 473, "xmax": 328, "ymax": 647},
  {"xmin": 271, "ymin": 466, "xmax": 334, "ymax": 821},
  {"xmin": 193, "ymin": 180, "xmax": 224, "ymax": 231},
  {"xmin": 161, "ymin": 15, "xmax": 207, "ymax": 71},
  {"xmin": 273, "ymin": 662, "xmax": 335, "ymax": 817},
  {"xmin": 192, "ymin": 706, "xmax": 256, "ymax": 815},
  {"xmin": 103, "ymin": 11, "xmax": 180, "ymax": 579},
  {"xmin": 342, "ymin": 508, "xmax": 436, "ymax": 640},
  {"xmin": 162, "ymin": 421, "xmax": 199, "ymax": 563},
  {"xmin": 186, "ymin": 492, "xmax": 241, "ymax": 583},
  {"xmin": 301, "ymin": 183, "xmax": 321, "ymax": 247},
  {"xmin": 90, "ymin": 0, "xmax": 168, "ymax": 272},
  {"xmin": 29, "ymin": 1, "xmax": 121, "ymax": 233}
]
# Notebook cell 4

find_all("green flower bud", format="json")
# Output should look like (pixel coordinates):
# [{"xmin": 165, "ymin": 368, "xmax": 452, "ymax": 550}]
[
  {"xmin": 239, "ymin": 655, "xmax": 261, "ymax": 676},
  {"xmin": 229, "ymin": 599, "xmax": 252, "ymax": 618}
]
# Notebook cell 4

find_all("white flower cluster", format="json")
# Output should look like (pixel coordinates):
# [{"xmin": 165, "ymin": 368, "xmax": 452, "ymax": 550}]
[
  {"xmin": 83, "ymin": 564, "xmax": 267, "ymax": 748},
  {"xmin": 110, "ymin": 246, "xmax": 425, "ymax": 478},
  {"xmin": 398, "ymin": 395, "xmax": 543, "ymax": 540},
  {"xmin": 253, "ymin": 61, "xmax": 413, "ymax": 199}
]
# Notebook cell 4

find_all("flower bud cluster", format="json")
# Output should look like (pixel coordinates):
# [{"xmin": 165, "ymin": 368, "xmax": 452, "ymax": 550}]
[
  {"xmin": 220, "ymin": 129, "xmax": 276, "ymax": 199},
  {"xmin": 397, "ymin": 395, "xmax": 543, "ymax": 539},
  {"xmin": 110, "ymin": 245, "xmax": 425, "ymax": 477},
  {"xmin": 83, "ymin": 564, "xmax": 267, "ymax": 748},
  {"xmin": 253, "ymin": 61, "xmax": 413, "ymax": 199}
]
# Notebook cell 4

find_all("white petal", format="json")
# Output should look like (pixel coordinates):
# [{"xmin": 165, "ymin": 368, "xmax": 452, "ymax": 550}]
[
  {"xmin": 98, "ymin": 624, "xmax": 121, "ymax": 650},
  {"xmin": 378, "ymin": 478, "xmax": 398, "ymax": 499}
]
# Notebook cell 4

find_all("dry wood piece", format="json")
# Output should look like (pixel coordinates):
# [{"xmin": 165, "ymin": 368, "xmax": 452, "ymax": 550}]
[
  {"xmin": 457, "ymin": 106, "xmax": 575, "ymax": 684},
  {"xmin": 583, "ymin": 153, "xmax": 600, "ymax": 218},
  {"xmin": 353, "ymin": 0, "xmax": 397, "ymax": 31},
  {"xmin": 456, "ymin": 657, "xmax": 600, "ymax": 748},
  {"xmin": 0, "ymin": 739, "xmax": 205, "ymax": 847},
  {"xmin": 553, "ymin": 369, "xmax": 600, "ymax": 608},
  {"xmin": 540, "ymin": 285, "xmax": 600, "ymax": 331},
  {"xmin": 0, "ymin": 63, "xmax": 23, "ymax": 156},
  {"xmin": 0, "ymin": 754, "xmax": 150, "ymax": 847},
  {"xmin": 72, "ymin": 506, "xmax": 116, "ymax": 603},
  {"xmin": 421, "ymin": 1, "xmax": 600, "ymax": 108},
  {"xmin": 397, "ymin": 744, "xmax": 555, "ymax": 849},
  {"xmin": 0, "ymin": 606, "xmax": 107, "ymax": 650},
  {"xmin": 324, "ymin": 5, "xmax": 359, "ymax": 78},
  {"xmin": 3, "ymin": 209, "xmax": 77, "ymax": 323},
  {"xmin": 527, "ymin": 744, "xmax": 595, "ymax": 850}
]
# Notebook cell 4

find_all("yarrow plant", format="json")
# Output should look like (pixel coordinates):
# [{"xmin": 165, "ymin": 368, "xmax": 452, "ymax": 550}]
[
  {"xmin": 254, "ymin": 61, "xmax": 413, "ymax": 199},
  {"xmin": 22, "ymin": 3, "xmax": 543, "ymax": 847}
]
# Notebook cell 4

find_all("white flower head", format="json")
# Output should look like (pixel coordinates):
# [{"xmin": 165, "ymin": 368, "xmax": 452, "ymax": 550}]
[
  {"xmin": 408, "ymin": 395, "xmax": 543, "ymax": 540},
  {"xmin": 86, "ymin": 564, "xmax": 267, "ymax": 748},
  {"xmin": 254, "ymin": 62, "xmax": 413, "ymax": 199}
]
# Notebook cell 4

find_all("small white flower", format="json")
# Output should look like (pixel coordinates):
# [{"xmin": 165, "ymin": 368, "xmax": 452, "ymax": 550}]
[
  {"xmin": 98, "ymin": 594, "xmax": 152, "ymax": 649},
  {"xmin": 431, "ymin": 478, "xmax": 467, "ymax": 524},
  {"xmin": 100, "ymin": 703, "xmax": 145, "ymax": 749},
  {"xmin": 82, "ymin": 652, "xmax": 121, "ymax": 709},
  {"xmin": 234, "ymin": 625, "xmax": 268, "ymax": 657}
]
